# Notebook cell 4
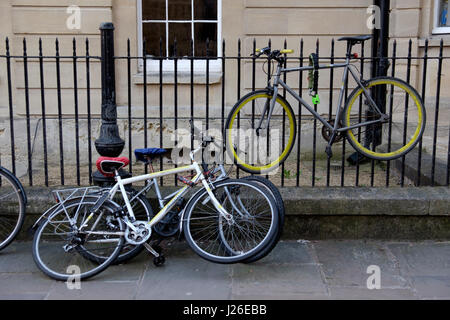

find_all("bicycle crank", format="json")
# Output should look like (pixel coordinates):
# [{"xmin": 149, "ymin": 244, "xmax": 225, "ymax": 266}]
[
  {"xmin": 321, "ymin": 119, "xmax": 345, "ymax": 143},
  {"xmin": 125, "ymin": 221, "xmax": 152, "ymax": 245}
]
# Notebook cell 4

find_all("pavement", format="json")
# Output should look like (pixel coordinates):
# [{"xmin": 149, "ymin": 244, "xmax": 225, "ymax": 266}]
[{"xmin": 0, "ymin": 239, "xmax": 450, "ymax": 300}]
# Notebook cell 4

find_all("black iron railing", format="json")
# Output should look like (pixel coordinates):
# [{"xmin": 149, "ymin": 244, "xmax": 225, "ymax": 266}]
[{"xmin": 1, "ymin": 35, "xmax": 449, "ymax": 188}]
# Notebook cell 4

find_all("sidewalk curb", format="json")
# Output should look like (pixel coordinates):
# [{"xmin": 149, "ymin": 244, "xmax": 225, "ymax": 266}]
[{"xmin": 15, "ymin": 186, "xmax": 450, "ymax": 240}]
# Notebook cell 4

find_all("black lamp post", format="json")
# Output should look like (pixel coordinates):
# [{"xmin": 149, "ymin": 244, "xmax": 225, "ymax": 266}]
[
  {"xmin": 93, "ymin": 22, "xmax": 128, "ymax": 185},
  {"xmin": 348, "ymin": 0, "xmax": 390, "ymax": 165}
]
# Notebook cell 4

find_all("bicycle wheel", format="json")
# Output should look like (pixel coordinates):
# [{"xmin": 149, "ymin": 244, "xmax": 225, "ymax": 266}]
[
  {"xmin": 32, "ymin": 196, "xmax": 124, "ymax": 281},
  {"xmin": 225, "ymin": 90, "xmax": 297, "ymax": 174},
  {"xmin": 242, "ymin": 175, "xmax": 285, "ymax": 263},
  {"xmin": 183, "ymin": 179, "xmax": 279, "ymax": 264},
  {"xmin": 343, "ymin": 77, "xmax": 426, "ymax": 161},
  {"xmin": 0, "ymin": 167, "xmax": 26, "ymax": 251}
]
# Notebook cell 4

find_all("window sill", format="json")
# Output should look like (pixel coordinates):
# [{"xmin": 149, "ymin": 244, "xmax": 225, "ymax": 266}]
[{"xmin": 133, "ymin": 70, "xmax": 222, "ymax": 85}]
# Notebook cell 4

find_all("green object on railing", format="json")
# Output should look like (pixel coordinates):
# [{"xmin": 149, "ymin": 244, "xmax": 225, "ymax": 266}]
[{"xmin": 312, "ymin": 94, "xmax": 320, "ymax": 105}]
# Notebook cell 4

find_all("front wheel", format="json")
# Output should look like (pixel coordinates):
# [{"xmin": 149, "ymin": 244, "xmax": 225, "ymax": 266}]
[
  {"xmin": 183, "ymin": 179, "xmax": 279, "ymax": 264},
  {"xmin": 343, "ymin": 77, "xmax": 426, "ymax": 161},
  {"xmin": 225, "ymin": 90, "xmax": 297, "ymax": 174}
]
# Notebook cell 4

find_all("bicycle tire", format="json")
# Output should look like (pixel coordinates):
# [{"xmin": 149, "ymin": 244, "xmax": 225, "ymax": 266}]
[
  {"xmin": 242, "ymin": 175, "xmax": 285, "ymax": 263},
  {"xmin": 343, "ymin": 77, "xmax": 426, "ymax": 161},
  {"xmin": 32, "ymin": 196, "xmax": 125, "ymax": 281},
  {"xmin": 183, "ymin": 179, "xmax": 279, "ymax": 264},
  {"xmin": 0, "ymin": 167, "xmax": 26, "ymax": 252},
  {"xmin": 225, "ymin": 90, "xmax": 297, "ymax": 174}
]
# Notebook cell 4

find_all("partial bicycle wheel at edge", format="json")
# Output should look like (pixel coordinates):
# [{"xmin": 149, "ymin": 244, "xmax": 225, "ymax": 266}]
[
  {"xmin": 343, "ymin": 77, "xmax": 426, "ymax": 161},
  {"xmin": 183, "ymin": 179, "xmax": 279, "ymax": 264},
  {"xmin": 242, "ymin": 175, "xmax": 285, "ymax": 264},
  {"xmin": 0, "ymin": 167, "xmax": 26, "ymax": 251},
  {"xmin": 225, "ymin": 90, "xmax": 297, "ymax": 174},
  {"xmin": 32, "ymin": 196, "xmax": 125, "ymax": 281}
]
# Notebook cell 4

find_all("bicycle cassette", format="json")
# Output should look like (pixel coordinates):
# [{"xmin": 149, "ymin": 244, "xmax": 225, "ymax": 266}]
[{"xmin": 125, "ymin": 221, "xmax": 152, "ymax": 245}]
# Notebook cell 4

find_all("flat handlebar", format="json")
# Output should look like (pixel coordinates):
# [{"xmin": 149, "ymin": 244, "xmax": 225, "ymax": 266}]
[{"xmin": 253, "ymin": 47, "xmax": 294, "ymax": 59}]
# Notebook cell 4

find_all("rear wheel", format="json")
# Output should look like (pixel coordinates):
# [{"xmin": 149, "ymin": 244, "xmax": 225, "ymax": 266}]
[
  {"xmin": 344, "ymin": 77, "xmax": 426, "ymax": 160},
  {"xmin": 32, "ymin": 197, "xmax": 124, "ymax": 281}
]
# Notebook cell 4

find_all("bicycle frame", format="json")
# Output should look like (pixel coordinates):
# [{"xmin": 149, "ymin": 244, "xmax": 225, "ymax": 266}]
[
  {"xmin": 79, "ymin": 160, "xmax": 231, "ymax": 234},
  {"xmin": 263, "ymin": 56, "xmax": 386, "ymax": 136},
  {"xmin": 131, "ymin": 162, "xmax": 229, "ymax": 211}
]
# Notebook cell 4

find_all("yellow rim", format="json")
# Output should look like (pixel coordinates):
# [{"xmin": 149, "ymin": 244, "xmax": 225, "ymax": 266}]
[
  {"xmin": 345, "ymin": 79, "xmax": 423, "ymax": 159},
  {"xmin": 227, "ymin": 93, "xmax": 296, "ymax": 172}
]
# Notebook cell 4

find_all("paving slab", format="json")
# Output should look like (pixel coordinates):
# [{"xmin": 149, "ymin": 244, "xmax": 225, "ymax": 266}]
[
  {"xmin": 250, "ymin": 241, "xmax": 315, "ymax": 265},
  {"xmin": 135, "ymin": 257, "xmax": 232, "ymax": 300},
  {"xmin": 313, "ymin": 240, "xmax": 409, "ymax": 289},
  {"xmin": 409, "ymin": 276, "xmax": 450, "ymax": 299},
  {"xmin": 0, "ymin": 273, "xmax": 54, "ymax": 299},
  {"xmin": 387, "ymin": 241, "xmax": 450, "ymax": 277},
  {"xmin": 0, "ymin": 242, "xmax": 39, "ymax": 273},
  {"xmin": 231, "ymin": 264, "xmax": 327, "ymax": 298},
  {"xmin": 328, "ymin": 287, "xmax": 417, "ymax": 300},
  {"xmin": 46, "ymin": 281, "xmax": 139, "ymax": 300}
]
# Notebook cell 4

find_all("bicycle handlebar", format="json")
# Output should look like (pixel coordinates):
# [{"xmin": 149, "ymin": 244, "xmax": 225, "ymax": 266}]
[{"xmin": 253, "ymin": 47, "xmax": 294, "ymax": 60}]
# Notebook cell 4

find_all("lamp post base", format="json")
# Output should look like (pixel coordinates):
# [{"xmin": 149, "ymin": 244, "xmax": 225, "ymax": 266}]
[{"xmin": 92, "ymin": 169, "xmax": 132, "ymax": 187}]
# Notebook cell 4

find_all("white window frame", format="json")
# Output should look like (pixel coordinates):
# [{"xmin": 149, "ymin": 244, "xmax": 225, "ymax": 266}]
[
  {"xmin": 433, "ymin": 0, "xmax": 450, "ymax": 34},
  {"xmin": 137, "ymin": 0, "xmax": 222, "ymax": 74}
]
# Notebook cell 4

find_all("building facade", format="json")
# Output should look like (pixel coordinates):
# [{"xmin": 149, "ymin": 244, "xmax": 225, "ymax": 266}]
[{"xmin": 0, "ymin": 0, "xmax": 448, "ymax": 183}]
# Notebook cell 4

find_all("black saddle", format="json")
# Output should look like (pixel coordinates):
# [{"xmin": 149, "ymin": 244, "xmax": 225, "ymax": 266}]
[{"xmin": 338, "ymin": 35, "xmax": 372, "ymax": 45}]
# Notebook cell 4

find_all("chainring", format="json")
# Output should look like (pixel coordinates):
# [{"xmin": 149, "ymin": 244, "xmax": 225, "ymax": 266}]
[
  {"xmin": 321, "ymin": 119, "xmax": 345, "ymax": 143},
  {"xmin": 125, "ymin": 220, "xmax": 152, "ymax": 245}
]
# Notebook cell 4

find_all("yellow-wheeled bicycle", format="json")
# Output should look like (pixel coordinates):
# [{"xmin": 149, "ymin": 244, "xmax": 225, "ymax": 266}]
[{"xmin": 225, "ymin": 35, "xmax": 426, "ymax": 174}]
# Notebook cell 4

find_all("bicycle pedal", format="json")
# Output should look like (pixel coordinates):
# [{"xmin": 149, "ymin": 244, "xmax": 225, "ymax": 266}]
[
  {"xmin": 153, "ymin": 255, "xmax": 165, "ymax": 267},
  {"xmin": 143, "ymin": 242, "xmax": 160, "ymax": 258}
]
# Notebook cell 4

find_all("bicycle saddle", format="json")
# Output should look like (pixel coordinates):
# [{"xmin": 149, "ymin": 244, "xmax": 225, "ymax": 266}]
[
  {"xmin": 135, "ymin": 148, "xmax": 169, "ymax": 163},
  {"xmin": 96, "ymin": 156, "xmax": 130, "ymax": 177},
  {"xmin": 338, "ymin": 35, "xmax": 372, "ymax": 44}
]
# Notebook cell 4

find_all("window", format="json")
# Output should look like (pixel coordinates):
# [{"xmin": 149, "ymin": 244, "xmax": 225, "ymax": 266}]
[
  {"xmin": 137, "ymin": 0, "xmax": 222, "ymax": 75},
  {"xmin": 433, "ymin": 0, "xmax": 450, "ymax": 34}
]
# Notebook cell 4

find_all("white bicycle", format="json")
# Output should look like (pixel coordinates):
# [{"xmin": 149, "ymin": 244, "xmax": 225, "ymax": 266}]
[{"xmin": 32, "ymin": 137, "xmax": 280, "ymax": 281}]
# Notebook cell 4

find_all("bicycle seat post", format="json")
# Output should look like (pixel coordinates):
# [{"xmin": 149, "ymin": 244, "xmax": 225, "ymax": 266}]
[{"xmin": 141, "ymin": 155, "xmax": 155, "ymax": 173}]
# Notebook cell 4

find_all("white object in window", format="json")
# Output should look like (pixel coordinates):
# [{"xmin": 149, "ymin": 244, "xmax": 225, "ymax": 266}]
[
  {"xmin": 433, "ymin": 0, "xmax": 450, "ymax": 34},
  {"xmin": 137, "ymin": 0, "xmax": 222, "ymax": 76}
]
